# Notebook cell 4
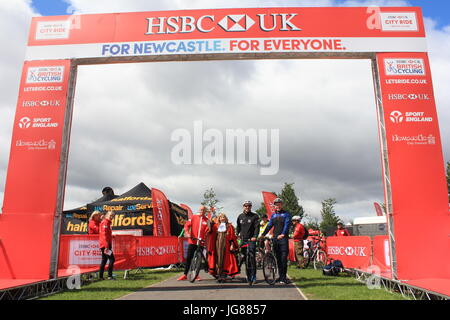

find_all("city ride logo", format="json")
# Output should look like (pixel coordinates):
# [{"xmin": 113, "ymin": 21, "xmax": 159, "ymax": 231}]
[{"xmin": 145, "ymin": 13, "xmax": 301, "ymax": 34}]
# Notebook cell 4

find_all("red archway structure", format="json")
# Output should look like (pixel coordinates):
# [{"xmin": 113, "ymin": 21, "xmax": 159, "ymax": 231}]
[{"xmin": 1, "ymin": 7, "xmax": 449, "ymax": 295}]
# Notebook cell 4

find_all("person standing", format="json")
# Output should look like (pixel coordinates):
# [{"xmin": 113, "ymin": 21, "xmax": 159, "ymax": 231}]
[
  {"xmin": 207, "ymin": 213, "xmax": 239, "ymax": 282},
  {"xmin": 178, "ymin": 205, "xmax": 210, "ymax": 281},
  {"xmin": 99, "ymin": 211, "xmax": 115, "ymax": 280},
  {"xmin": 88, "ymin": 211, "xmax": 103, "ymax": 235},
  {"xmin": 236, "ymin": 200, "xmax": 260, "ymax": 284},
  {"xmin": 334, "ymin": 222, "xmax": 350, "ymax": 237},
  {"xmin": 291, "ymin": 216, "xmax": 306, "ymax": 268},
  {"xmin": 261, "ymin": 198, "xmax": 292, "ymax": 284}
]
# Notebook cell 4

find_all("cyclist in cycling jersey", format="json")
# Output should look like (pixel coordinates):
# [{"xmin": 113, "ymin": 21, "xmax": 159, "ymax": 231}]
[
  {"xmin": 236, "ymin": 200, "xmax": 260, "ymax": 285},
  {"xmin": 260, "ymin": 198, "xmax": 292, "ymax": 284}
]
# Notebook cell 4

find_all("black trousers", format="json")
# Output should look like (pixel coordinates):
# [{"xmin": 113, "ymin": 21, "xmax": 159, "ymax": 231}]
[
  {"xmin": 99, "ymin": 247, "xmax": 115, "ymax": 278},
  {"xmin": 273, "ymin": 238, "xmax": 289, "ymax": 281},
  {"xmin": 184, "ymin": 244, "xmax": 199, "ymax": 275}
]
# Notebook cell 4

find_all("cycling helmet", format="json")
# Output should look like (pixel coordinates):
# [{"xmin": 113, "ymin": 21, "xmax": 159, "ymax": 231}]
[
  {"xmin": 292, "ymin": 215, "xmax": 301, "ymax": 221},
  {"xmin": 242, "ymin": 200, "xmax": 253, "ymax": 206},
  {"xmin": 273, "ymin": 198, "xmax": 283, "ymax": 204}
]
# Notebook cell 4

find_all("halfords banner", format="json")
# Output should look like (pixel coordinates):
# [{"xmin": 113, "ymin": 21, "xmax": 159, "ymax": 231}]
[
  {"xmin": 326, "ymin": 236, "xmax": 372, "ymax": 269},
  {"xmin": 25, "ymin": 7, "xmax": 427, "ymax": 60}
]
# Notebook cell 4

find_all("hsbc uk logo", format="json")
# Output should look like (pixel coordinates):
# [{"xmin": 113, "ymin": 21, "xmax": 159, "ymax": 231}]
[
  {"xmin": 328, "ymin": 246, "xmax": 367, "ymax": 257},
  {"xmin": 390, "ymin": 111, "xmax": 433, "ymax": 124},
  {"xmin": 145, "ymin": 13, "xmax": 301, "ymax": 34},
  {"xmin": 387, "ymin": 93, "xmax": 430, "ymax": 101}
]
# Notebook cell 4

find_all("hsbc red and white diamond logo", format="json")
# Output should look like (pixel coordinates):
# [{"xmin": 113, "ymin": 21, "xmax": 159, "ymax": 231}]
[
  {"xmin": 18, "ymin": 117, "xmax": 31, "ymax": 129},
  {"xmin": 218, "ymin": 15, "xmax": 255, "ymax": 32}
]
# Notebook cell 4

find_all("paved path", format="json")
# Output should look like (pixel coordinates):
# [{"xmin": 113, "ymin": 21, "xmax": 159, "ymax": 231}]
[{"xmin": 118, "ymin": 270, "xmax": 306, "ymax": 300}]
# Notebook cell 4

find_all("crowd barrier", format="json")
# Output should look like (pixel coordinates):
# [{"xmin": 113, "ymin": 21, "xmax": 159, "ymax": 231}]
[{"xmin": 58, "ymin": 235, "xmax": 189, "ymax": 274}]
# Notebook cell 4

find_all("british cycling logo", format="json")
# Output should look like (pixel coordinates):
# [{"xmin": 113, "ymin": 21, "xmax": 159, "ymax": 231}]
[
  {"xmin": 26, "ymin": 66, "xmax": 65, "ymax": 84},
  {"xmin": 384, "ymin": 58, "xmax": 425, "ymax": 76}
]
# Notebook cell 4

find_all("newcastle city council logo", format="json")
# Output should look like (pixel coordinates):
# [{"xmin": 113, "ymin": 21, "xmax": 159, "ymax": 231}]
[{"xmin": 18, "ymin": 117, "xmax": 31, "ymax": 129}]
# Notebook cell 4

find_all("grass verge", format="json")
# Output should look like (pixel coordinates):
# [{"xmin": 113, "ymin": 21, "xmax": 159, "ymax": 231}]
[
  {"xmin": 288, "ymin": 266, "xmax": 407, "ymax": 300},
  {"xmin": 39, "ymin": 268, "xmax": 180, "ymax": 300}
]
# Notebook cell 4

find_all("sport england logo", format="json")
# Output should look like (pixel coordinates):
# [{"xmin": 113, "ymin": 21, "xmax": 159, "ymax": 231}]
[
  {"xmin": 18, "ymin": 117, "xmax": 31, "ymax": 129},
  {"xmin": 26, "ymin": 66, "xmax": 65, "ymax": 84},
  {"xmin": 390, "ymin": 111, "xmax": 403, "ymax": 124},
  {"xmin": 389, "ymin": 111, "xmax": 433, "ymax": 124},
  {"xmin": 384, "ymin": 59, "xmax": 425, "ymax": 76},
  {"xmin": 145, "ymin": 13, "xmax": 301, "ymax": 34}
]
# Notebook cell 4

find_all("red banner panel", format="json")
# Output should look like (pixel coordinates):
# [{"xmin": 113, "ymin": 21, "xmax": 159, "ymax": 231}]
[
  {"xmin": 377, "ymin": 52, "xmax": 450, "ymax": 280},
  {"xmin": 151, "ymin": 188, "xmax": 171, "ymax": 236},
  {"xmin": 58, "ymin": 235, "xmax": 137, "ymax": 272},
  {"xmin": 136, "ymin": 236, "xmax": 179, "ymax": 268},
  {"xmin": 373, "ymin": 235, "xmax": 391, "ymax": 275},
  {"xmin": 326, "ymin": 236, "xmax": 372, "ymax": 269}
]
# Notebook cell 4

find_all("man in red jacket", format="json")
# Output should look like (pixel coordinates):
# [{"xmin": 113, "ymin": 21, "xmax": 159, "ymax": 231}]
[
  {"xmin": 178, "ymin": 205, "xmax": 210, "ymax": 281},
  {"xmin": 99, "ymin": 211, "xmax": 115, "ymax": 280},
  {"xmin": 292, "ymin": 216, "xmax": 306, "ymax": 268},
  {"xmin": 334, "ymin": 222, "xmax": 350, "ymax": 237}
]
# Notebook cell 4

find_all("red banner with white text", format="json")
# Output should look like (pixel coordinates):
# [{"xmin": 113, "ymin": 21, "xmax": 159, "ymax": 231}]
[
  {"xmin": 136, "ymin": 236, "xmax": 179, "ymax": 267},
  {"xmin": 262, "ymin": 191, "xmax": 277, "ymax": 219},
  {"xmin": 151, "ymin": 188, "xmax": 171, "ymax": 236},
  {"xmin": 326, "ymin": 236, "xmax": 372, "ymax": 269}
]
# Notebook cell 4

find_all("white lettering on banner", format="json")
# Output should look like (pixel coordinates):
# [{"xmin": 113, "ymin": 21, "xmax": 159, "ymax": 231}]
[
  {"xmin": 145, "ymin": 13, "xmax": 301, "ymax": 34},
  {"xmin": 327, "ymin": 246, "xmax": 367, "ymax": 257},
  {"xmin": 380, "ymin": 12, "xmax": 418, "ymax": 32},
  {"xmin": 385, "ymin": 79, "xmax": 427, "ymax": 85},
  {"xmin": 22, "ymin": 100, "xmax": 61, "ymax": 107},
  {"xmin": 389, "ymin": 111, "xmax": 433, "ymax": 124},
  {"xmin": 16, "ymin": 139, "xmax": 56, "ymax": 151},
  {"xmin": 392, "ymin": 134, "xmax": 436, "ymax": 146},
  {"xmin": 384, "ymin": 58, "xmax": 425, "ymax": 76},
  {"xmin": 387, "ymin": 93, "xmax": 430, "ymax": 101},
  {"xmin": 24, "ymin": 86, "xmax": 63, "ymax": 92},
  {"xmin": 137, "ymin": 245, "xmax": 177, "ymax": 256},
  {"xmin": 35, "ymin": 20, "xmax": 71, "ymax": 40},
  {"xmin": 69, "ymin": 240, "xmax": 102, "ymax": 265},
  {"xmin": 26, "ymin": 66, "xmax": 64, "ymax": 84},
  {"xmin": 18, "ymin": 117, "xmax": 59, "ymax": 129}
]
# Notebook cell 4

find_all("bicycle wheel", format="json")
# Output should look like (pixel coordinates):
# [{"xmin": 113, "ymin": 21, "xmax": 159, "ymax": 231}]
[
  {"xmin": 187, "ymin": 249, "xmax": 202, "ymax": 282},
  {"xmin": 245, "ymin": 251, "xmax": 256, "ymax": 285},
  {"xmin": 301, "ymin": 249, "xmax": 311, "ymax": 269},
  {"xmin": 262, "ymin": 253, "xmax": 278, "ymax": 285},
  {"xmin": 255, "ymin": 251, "xmax": 263, "ymax": 270},
  {"xmin": 313, "ymin": 250, "xmax": 328, "ymax": 270}
]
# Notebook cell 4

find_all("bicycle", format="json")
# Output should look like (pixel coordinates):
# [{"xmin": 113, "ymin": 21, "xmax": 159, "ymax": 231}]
[
  {"xmin": 261, "ymin": 238, "xmax": 278, "ymax": 285},
  {"xmin": 237, "ymin": 240, "xmax": 257, "ymax": 285},
  {"xmin": 187, "ymin": 238, "xmax": 208, "ymax": 283},
  {"xmin": 300, "ymin": 237, "xmax": 328, "ymax": 270}
]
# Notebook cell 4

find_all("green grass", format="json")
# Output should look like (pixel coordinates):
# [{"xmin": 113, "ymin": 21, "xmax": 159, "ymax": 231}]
[
  {"xmin": 288, "ymin": 266, "xmax": 407, "ymax": 300},
  {"xmin": 39, "ymin": 268, "xmax": 180, "ymax": 300}
]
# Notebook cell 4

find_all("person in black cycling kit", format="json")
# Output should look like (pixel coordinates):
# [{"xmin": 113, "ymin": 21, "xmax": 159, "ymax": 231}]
[
  {"xmin": 236, "ymin": 200, "xmax": 260, "ymax": 285},
  {"xmin": 260, "ymin": 198, "xmax": 292, "ymax": 284}
]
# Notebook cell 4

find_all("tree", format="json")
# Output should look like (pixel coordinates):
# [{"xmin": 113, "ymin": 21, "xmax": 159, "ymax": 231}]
[
  {"xmin": 319, "ymin": 198, "xmax": 340, "ymax": 235},
  {"xmin": 302, "ymin": 213, "xmax": 320, "ymax": 230},
  {"xmin": 447, "ymin": 161, "xmax": 450, "ymax": 203},
  {"xmin": 255, "ymin": 202, "xmax": 267, "ymax": 217},
  {"xmin": 278, "ymin": 183, "xmax": 305, "ymax": 219},
  {"xmin": 201, "ymin": 188, "xmax": 223, "ymax": 216}
]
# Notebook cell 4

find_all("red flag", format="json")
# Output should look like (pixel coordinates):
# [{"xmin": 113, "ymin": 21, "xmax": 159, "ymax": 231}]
[
  {"xmin": 180, "ymin": 203, "xmax": 193, "ymax": 219},
  {"xmin": 262, "ymin": 191, "xmax": 277, "ymax": 219},
  {"xmin": 151, "ymin": 188, "xmax": 171, "ymax": 236},
  {"xmin": 374, "ymin": 202, "xmax": 384, "ymax": 217}
]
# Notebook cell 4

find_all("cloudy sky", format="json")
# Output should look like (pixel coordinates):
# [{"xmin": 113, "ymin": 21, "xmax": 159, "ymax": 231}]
[{"xmin": 0, "ymin": 0, "xmax": 449, "ymax": 224}]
